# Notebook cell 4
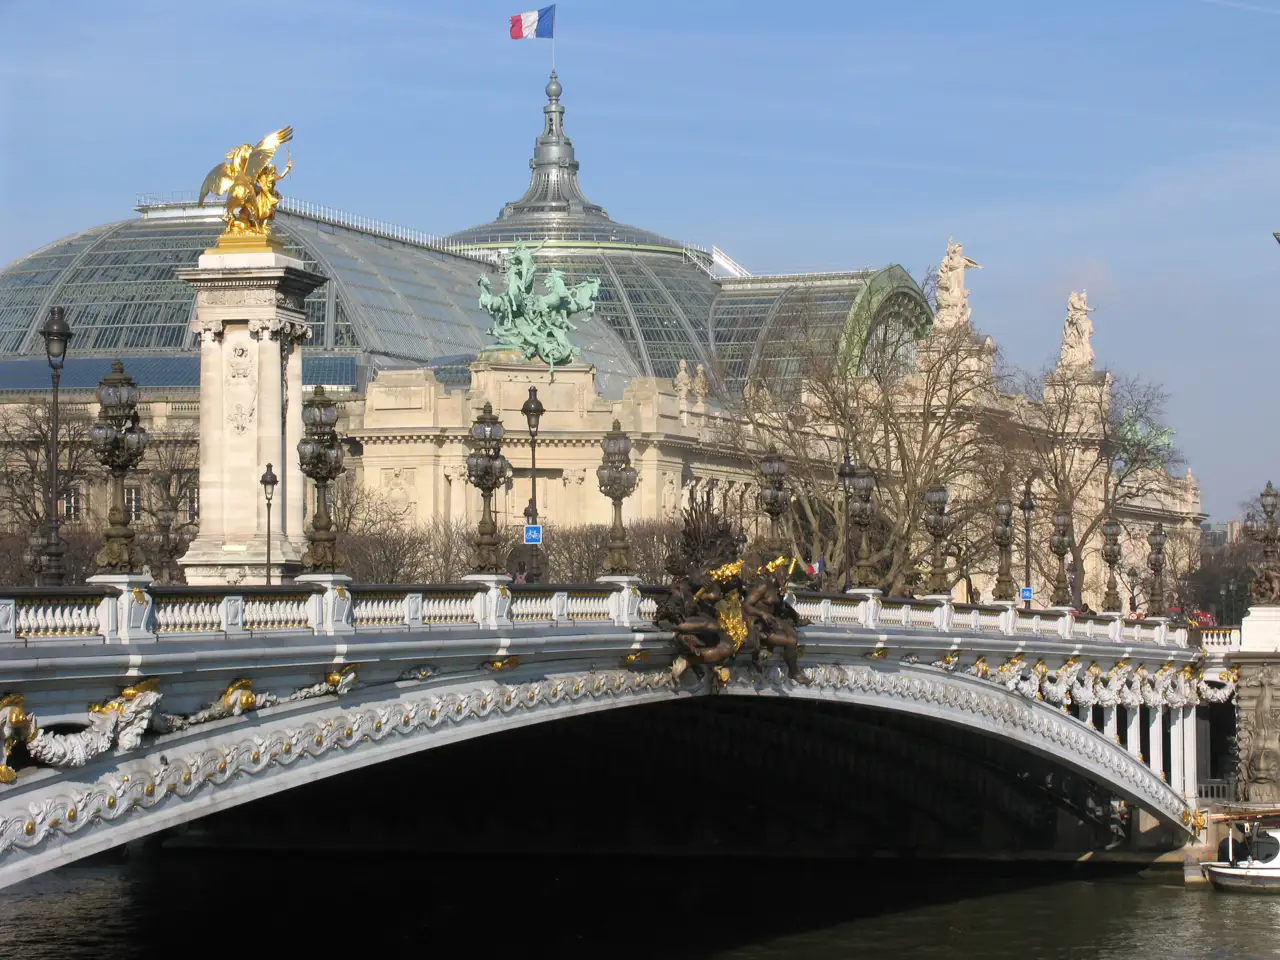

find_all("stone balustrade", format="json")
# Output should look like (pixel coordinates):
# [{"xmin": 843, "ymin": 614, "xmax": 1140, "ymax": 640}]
[{"xmin": 0, "ymin": 580, "xmax": 1190, "ymax": 648}]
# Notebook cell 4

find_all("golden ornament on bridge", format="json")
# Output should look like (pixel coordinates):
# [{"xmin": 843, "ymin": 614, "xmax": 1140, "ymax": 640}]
[{"xmin": 198, "ymin": 126, "xmax": 294, "ymax": 252}]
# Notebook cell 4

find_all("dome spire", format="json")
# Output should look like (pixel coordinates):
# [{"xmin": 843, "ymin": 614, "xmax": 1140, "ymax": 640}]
[{"xmin": 497, "ymin": 72, "xmax": 609, "ymax": 222}]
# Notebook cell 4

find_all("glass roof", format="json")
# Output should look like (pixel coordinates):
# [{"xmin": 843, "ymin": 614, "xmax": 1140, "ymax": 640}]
[{"xmin": 0, "ymin": 209, "xmax": 644, "ymax": 400}]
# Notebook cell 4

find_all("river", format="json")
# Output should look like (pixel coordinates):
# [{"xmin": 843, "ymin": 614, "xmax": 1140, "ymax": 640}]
[{"xmin": 0, "ymin": 854, "xmax": 1271, "ymax": 958}]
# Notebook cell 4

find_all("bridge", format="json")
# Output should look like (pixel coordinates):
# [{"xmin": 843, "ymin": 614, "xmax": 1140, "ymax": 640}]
[{"xmin": 0, "ymin": 576, "xmax": 1231, "ymax": 889}]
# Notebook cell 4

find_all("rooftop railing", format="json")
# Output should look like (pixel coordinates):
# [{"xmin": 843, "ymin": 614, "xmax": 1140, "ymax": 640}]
[{"xmin": 0, "ymin": 580, "xmax": 1191, "ymax": 649}]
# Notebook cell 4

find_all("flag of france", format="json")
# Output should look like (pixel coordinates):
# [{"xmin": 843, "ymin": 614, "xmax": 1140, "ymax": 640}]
[{"xmin": 510, "ymin": 5, "xmax": 555, "ymax": 39}]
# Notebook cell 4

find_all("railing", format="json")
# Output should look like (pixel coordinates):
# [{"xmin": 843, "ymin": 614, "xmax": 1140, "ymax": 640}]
[
  {"xmin": 1199, "ymin": 627, "xmax": 1241, "ymax": 650},
  {"xmin": 1199, "ymin": 778, "xmax": 1238, "ymax": 802},
  {"xmin": 0, "ymin": 580, "xmax": 1192, "ymax": 647}
]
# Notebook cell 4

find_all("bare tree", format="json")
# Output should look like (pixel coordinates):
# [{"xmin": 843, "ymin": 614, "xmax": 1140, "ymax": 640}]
[
  {"xmin": 137, "ymin": 422, "xmax": 199, "ymax": 582},
  {"xmin": 0, "ymin": 400, "xmax": 96, "ymax": 535},
  {"xmin": 734, "ymin": 299, "xmax": 1012, "ymax": 596},
  {"xmin": 1010, "ymin": 368, "xmax": 1183, "ymax": 607}
]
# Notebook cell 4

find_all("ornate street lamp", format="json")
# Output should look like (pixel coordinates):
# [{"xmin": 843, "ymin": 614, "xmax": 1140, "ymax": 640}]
[
  {"xmin": 1019, "ymin": 477, "xmax": 1036, "ymax": 610},
  {"xmin": 838, "ymin": 453, "xmax": 856, "ymax": 592},
  {"xmin": 1049, "ymin": 503, "xmax": 1072, "ymax": 607},
  {"xmin": 1101, "ymin": 515, "xmax": 1123, "ymax": 613},
  {"xmin": 992, "ymin": 497, "xmax": 1016, "ymax": 602},
  {"xmin": 923, "ymin": 484, "xmax": 952, "ymax": 595},
  {"xmin": 89, "ymin": 361, "xmax": 148, "ymax": 575},
  {"xmin": 260, "ymin": 464, "xmax": 278, "ymax": 585},
  {"xmin": 1126, "ymin": 565, "xmax": 1140, "ymax": 615},
  {"xmin": 466, "ymin": 402, "xmax": 510, "ymax": 575},
  {"xmin": 1147, "ymin": 522, "xmax": 1168, "ymax": 618},
  {"xmin": 759, "ymin": 446, "xmax": 790, "ymax": 544},
  {"xmin": 38, "ymin": 307, "xmax": 72, "ymax": 586},
  {"xmin": 1246, "ymin": 480, "xmax": 1279, "ymax": 568},
  {"xmin": 298, "ymin": 386, "xmax": 346, "ymax": 574},
  {"xmin": 597, "ymin": 419, "xmax": 639, "ymax": 576},
  {"xmin": 851, "ymin": 465, "xmax": 876, "ymax": 589},
  {"xmin": 519, "ymin": 386, "xmax": 546, "ymax": 583}
]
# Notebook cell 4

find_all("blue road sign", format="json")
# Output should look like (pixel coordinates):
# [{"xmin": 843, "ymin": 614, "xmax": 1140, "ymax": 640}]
[
  {"xmin": 524, "ymin": 524, "xmax": 543, "ymax": 545},
  {"xmin": 1020, "ymin": 586, "xmax": 1033, "ymax": 602}
]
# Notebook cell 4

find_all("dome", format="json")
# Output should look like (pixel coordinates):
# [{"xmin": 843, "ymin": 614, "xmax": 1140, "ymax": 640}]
[
  {"xmin": 447, "ymin": 73, "xmax": 934, "ymax": 393},
  {"xmin": 0, "ymin": 200, "xmax": 641, "ymax": 398}
]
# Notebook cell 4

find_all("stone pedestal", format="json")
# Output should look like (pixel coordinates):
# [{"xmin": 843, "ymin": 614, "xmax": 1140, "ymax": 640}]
[
  {"xmin": 1241, "ymin": 605, "xmax": 1280, "ymax": 653},
  {"xmin": 176, "ymin": 249, "xmax": 325, "ymax": 585}
]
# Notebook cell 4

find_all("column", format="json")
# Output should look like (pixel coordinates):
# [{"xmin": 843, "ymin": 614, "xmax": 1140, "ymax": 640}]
[
  {"xmin": 1183, "ymin": 705, "xmax": 1198, "ymax": 803},
  {"xmin": 1103, "ymin": 705, "xmax": 1118, "ymax": 741},
  {"xmin": 1147, "ymin": 705, "xmax": 1164, "ymax": 779},
  {"xmin": 1125, "ymin": 705, "xmax": 1141, "ymax": 758},
  {"xmin": 176, "ymin": 249, "xmax": 325, "ymax": 585},
  {"xmin": 1169, "ymin": 705, "xmax": 1184, "ymax": 793}
]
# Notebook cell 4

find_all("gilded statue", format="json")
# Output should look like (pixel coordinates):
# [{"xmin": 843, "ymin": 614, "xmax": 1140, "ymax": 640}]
[
  {"xmin": 478, "ymin": 241, "xmax": 600, "ymax": 369},
  {"xmin": 655, "ymin": 496, "xmax": 812, "ymax": 687},
  {"xmin": 198, "ymin": 127, "xmax": 294, "ymax": 246}
]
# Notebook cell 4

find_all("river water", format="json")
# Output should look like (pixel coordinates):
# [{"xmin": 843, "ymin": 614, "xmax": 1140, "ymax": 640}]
[{"xmin": 0, "ymin": 855, "xmax": 1273, "ymax": 958}]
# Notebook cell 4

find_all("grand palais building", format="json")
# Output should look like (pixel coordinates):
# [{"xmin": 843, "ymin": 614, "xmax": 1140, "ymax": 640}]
[{"xmin": 0, "ymin": 73, "xmax": 1203, "ymax": 602}]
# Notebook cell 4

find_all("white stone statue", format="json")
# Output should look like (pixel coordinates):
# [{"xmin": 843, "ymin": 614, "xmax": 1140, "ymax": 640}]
[
  {"xmin": 673, "ymin": 358, "xmax": 691, "ymax": 405},
  {"xmin": 1058, "ymin": 289, "xmax": 1096, "ymax": 371},
  {"xmin": 933, "ymin": 239, "xmax": 981, "ymax": 332},
  {"xmin": 692, "ymin": 363, "xmax": 709, "ymax": 405}
]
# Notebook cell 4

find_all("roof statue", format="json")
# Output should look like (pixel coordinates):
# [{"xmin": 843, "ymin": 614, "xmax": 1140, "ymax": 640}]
[
  {"xmin": 933, "ymin": 240, "xmax": 981, "ymax": 332},
  {"xmin": 478, "ymin": 241, "xmax": 601, "ymax": 369},
  {"xmin": 198, "ymin": 127, "xmax": 294, "ymax": 250},
  {"xmin": 1059, "ymin": 289, "xmax": 1096, "ymax": 371}
]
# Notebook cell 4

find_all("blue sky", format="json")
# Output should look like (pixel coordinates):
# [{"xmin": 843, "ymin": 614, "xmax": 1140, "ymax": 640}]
[{"xmin": 2, "ymin": 0, "xmax": 1277, "ymax": 519}]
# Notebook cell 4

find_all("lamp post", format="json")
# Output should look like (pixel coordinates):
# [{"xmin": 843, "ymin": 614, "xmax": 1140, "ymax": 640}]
[
  {"xmin": 1246, "ymin": 480, "xmax": 1280, "ymax": 566},
  {"xmin": 851, "ymin": 465, "xmax": 876, "ymax": 589},
  {"xmin": 260, "ymin": 464, "xmax": 278, "ymax": 585},
  {"xmin": 88, "ymin": 361, "xmax": 149, "ymax": 575},
  {"xmin": 520, "ymin": 386, "xmax": 545, "ymax": 583},
  {"xmin": 466, "ymin": 402, "xmax": 510, "ymax": 575},
  {"xmin": 1126, "ymin": 565, "xmax": 1139, "ymax": 615},
  {"xmin": 992, "ymin": 497, "xmax": 1016, "ymax": 601},
  {"xmin": 597, "ymin": 419, "xmax": 639, "ymax": 576},
  {"xmin": 1147, "ymin": 522, "xmax": 1168, "ymax": 618},
  {"xmin": 1050, "ymin": 503, "xmax": 1072, "ymax": 607},
  {"xmin": 923, "ymin": 484, "xmax": 952, "ymax": 596},
  {"xmin": 759, "ymin": 446, "xmax": 790, "ymax": 546},
  {"xmin": 838, "ymin": 453, "xmax": 856, "ymax": 592},
  {"xmin": 1101, "ymin": 515, "xmax": 1123, "ymax": 613},
  {"xmin": 38, "ymin": 307, "xmax": 72, "ymax": 586},
  {"xmin": 1019, "ymin": 476, "xmax": 1035, "ymax": 610},
  {"xmin": 297, "ymin": 386, "xmax": 345, "ymax": 574}
]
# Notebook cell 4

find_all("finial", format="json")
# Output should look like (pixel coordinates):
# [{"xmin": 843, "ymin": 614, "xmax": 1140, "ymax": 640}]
[{"xmin": 546, "ymin": 70, "xmax": 561, "ymax": 101}]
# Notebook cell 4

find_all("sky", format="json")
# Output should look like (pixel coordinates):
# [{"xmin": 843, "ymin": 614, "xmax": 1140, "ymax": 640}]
[{"xmin": 1, "ymin": 0, "xmax": 1277, "ymax": 520}]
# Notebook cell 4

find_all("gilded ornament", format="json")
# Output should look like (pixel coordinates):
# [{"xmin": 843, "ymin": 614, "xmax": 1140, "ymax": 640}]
[
  {"xmin": 343, "ymin": 727, "xmax": 352, "ymax": 738},
  {"xmin": 144, "ymin": 783, "xmax": 154, "ymax": 796},
  {"xmin": 216, "ymin": 761, "xmax": 226, "ymax": 773},
  {"xmin": 623, "ymin": 651, "xmax": 648, "ymax": 665},
  {"xmin": 250, "ymin": 751, "xmax": 260, "ymax": 763},
  {"xmin": 66, "ymin": 807, "xmax": 77, "ymax": 820},
  {"xmin": 198, "ymin": 126, "xmax": 294, "ymax": 252},
  {"xmin": 375, "ymin": 721, "xmax": 383, "ymax": 732},
  {"xmin": 487, "ymin": 657, "xmax": 520, "ymax": 672},
  {"xmin": 106, "ymin": 796, "xmax": 116, "ymax": 808},
  {"xmin": 182, "ymin": 772, "xmax": 192, "ymax": 784},
  {"xmin": 23, "ymin": 822, "xmax": 33, "ymax": 835},
  {"xmin": 283, "ymin": 743, "xmax": 292, "ymax": 754}
]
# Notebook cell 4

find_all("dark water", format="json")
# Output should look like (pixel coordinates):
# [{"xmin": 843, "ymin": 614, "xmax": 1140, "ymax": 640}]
[{"xmin": 0, "ymin": 855, "xmax": 1273, "ymax": 959}]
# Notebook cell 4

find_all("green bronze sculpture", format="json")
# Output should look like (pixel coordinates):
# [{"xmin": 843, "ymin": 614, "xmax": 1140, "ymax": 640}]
[{"xmin": 478, "ymin": 241, "xmax": 601, "ymax": 370}]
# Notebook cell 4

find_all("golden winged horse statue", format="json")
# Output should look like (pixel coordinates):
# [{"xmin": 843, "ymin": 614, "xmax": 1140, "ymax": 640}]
[{"xmin": 198, "ymin": 127, "xmax": 293, "ymax": 247}]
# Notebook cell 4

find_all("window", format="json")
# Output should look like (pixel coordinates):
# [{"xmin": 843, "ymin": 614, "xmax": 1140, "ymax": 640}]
[
  {"xmin": 184, "ymin": 485, "xmax": 199, "ymax": 522},
  {"xmin": 124, "ymin": 486, "xmax": 142, "ymax": 523},
  {"xmin": 60, "ymin": 488, "xmax": 82, "ymax": 522}
]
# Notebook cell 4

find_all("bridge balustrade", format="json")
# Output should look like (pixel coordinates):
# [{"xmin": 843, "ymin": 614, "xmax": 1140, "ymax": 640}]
[{"xmin": 0, "ymin": 581, "xmax": 1192, "ymax": 647}]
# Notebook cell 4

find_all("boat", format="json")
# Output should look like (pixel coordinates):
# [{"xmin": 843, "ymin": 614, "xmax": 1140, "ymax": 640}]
[{"xmin": 1202, "ymin": 821, "xmax": 1280, "ymax": 892}]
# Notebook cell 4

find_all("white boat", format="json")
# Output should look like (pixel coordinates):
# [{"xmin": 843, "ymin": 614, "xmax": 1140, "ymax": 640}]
[{"xmin": 1202, "ymin": 824, "xmax": 1280, "ymax": 893}]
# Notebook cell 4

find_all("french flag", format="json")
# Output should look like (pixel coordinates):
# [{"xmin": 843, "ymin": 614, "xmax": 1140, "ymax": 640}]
[
  {"xmin": 807, "ymin": 557, "xmax": 824, "ymax": 577},
  {"xmin": 510, "ymin": 5, "xmax": 555, "ymax": 39}
]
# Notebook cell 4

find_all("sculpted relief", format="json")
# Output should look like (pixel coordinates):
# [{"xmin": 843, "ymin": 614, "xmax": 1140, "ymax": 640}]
[{"xmin": 1238, "ymin": 664, "xmax": 1280, "ymax": 802}]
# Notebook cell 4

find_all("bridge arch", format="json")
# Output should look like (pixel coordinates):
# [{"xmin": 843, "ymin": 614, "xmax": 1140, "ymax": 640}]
[{"xmin": 0, "ymin": 657, "xmax": 1191, "ymax": 889}]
